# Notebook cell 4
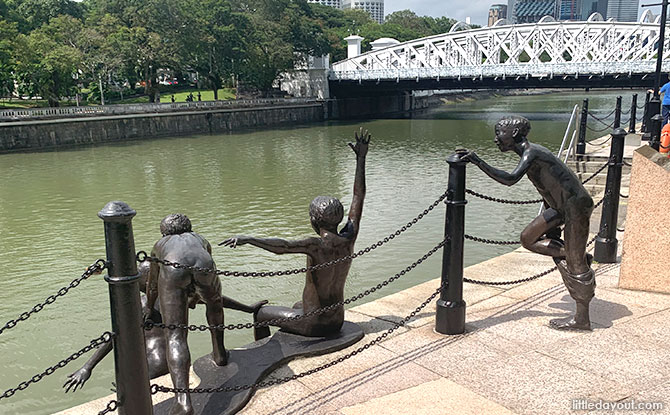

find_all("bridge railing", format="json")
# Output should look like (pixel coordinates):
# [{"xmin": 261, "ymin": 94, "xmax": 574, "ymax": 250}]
[{"xmin": 0, "ymin": 98, "xmax": 317, "ymax": 122}]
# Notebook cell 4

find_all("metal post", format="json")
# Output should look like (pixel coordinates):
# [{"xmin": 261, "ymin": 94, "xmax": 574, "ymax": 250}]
[
  {"xmin": 650, "ymin": 113, "xmax": 663, "ymax": 151},
  {"xmin": 577, "ymin": 98, "xmax": 588, "ymax": 156},
  {"xmin": 613, "ymin": 96, "xmax": 622, "ymax": 129},
  {"xmin": 435, "ymin": 151, "xmax": 467, "ymax": 335},
  {"xmin": 98, "ymin": 201, "xmax": 153, "ymax": 415},
  {"xmin": 593, "ymin": 129, "xmax": 626, "ymax": 264},
  {"xmin": 629, "ymin": 94, "xmax": 637, "ymax": 134},
  {"xmin": 642, "ymin": 91, "xmax": 651, "ymax": 135}
]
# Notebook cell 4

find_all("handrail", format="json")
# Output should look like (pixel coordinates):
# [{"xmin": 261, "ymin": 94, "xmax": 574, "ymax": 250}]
[
  {"xmin": 539, "ymin": 103, "xmax": 579, "ymax": 215},
  {"xmin": 0, "ymin": 98, "xmax": 317, "ymax": 122}
]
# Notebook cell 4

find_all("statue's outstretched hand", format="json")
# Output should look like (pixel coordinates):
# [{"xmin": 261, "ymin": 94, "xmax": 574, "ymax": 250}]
[
  {"xmin": 460, "ymin": 150, "xmax": 481, "ymax": 166},
  {"xmin": 348, "ymin": 127, "xmax": 370, "ymax": 157},
  {"xmin": 218, "ymin": 236, "xmax": 249, "ymax": 248},
  {"xmin": 63, "ymin": 367, "xmax": 91, "ymax": 393}
]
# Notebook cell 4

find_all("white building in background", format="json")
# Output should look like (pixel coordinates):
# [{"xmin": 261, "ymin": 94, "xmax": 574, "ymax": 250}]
[
  {"xmin": 307, "ymin": 0, "xmax": 342, "ymax": 7},
  {"xmin": 342, "ymin": 0, "xmax": 385, "ymax": 24}
]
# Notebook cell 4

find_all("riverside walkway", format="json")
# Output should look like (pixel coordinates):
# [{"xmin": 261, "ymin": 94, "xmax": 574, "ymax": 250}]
[{"xmin": 60, "ymin": 133, "xmax": 670, "ymax": 415}]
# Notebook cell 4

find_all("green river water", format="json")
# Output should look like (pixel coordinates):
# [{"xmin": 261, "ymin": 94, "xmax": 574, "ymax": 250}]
[{"xmin": 0, "ymin": 89, "xmax": 643, "ymax": 414}]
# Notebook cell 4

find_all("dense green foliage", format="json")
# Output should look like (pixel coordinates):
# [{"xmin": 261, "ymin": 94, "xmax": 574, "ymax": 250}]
[{"xmin": 0, "ymin": 0, "xmax": 459, "ymax": 106}]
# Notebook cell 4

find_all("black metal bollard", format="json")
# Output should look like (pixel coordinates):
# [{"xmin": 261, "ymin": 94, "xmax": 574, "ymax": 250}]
[
  {"xmin": 435, "ymin": 151, "xmax": 467, "ymax": 335},
  {"xmin": 98, "ymin": 201, "xmax": 153, "ymax": 415},
  {"xmin": 613, "ymin": 96, "xmax": 622, "ymax": 129},
  {"xmin": 650, "ymin": 114, "xmax": 663, "ymax": 152},
  {"xmin": 643, "ymin": 93, "xmax": 659, "ymax": 140},
  {"xmin": 593, "ymin": 129, "xmax": 626, "ymax": 264},
  {"xmin": 577, "ymin": 98, "xmax": 588, "ymax": 156},
  {"xmin": 641, "ymin": 91, "xmax": 651, "ymax": 134},
  {"xmin": 629, "ymin": 94, "xmax": 637, "ymax": 134}
]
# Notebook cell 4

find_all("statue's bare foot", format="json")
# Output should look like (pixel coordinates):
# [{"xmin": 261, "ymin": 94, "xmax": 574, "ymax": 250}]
[
  {"xmin": 550, "ymin": 317, "xmax": 592, "ymax": 331},
  {"xmin": 170, "ymin": 397, "xmax": 194, "ymax": 415},
  {"xmin": 211, "ymin": 350, "xmax": 229, "ymax": 366}
]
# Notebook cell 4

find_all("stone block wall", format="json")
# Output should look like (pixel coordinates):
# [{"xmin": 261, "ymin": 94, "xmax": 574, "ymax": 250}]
[{"xmin": 619, "ymin": 145, "xmax": 670, "ymax": 293}]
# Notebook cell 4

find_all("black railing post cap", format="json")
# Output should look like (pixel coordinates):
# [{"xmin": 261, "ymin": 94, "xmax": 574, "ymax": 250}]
[
  {"xmin": 651, "ymin": 114, "xmax": 663, "ymax": 121},
  {"xmin": 98, "ymin": 201, "xmax": 137, "ymax": 222},
  {"xmin": 447, "ymin": 149, "xmax": 469, "ymax": 164},
  {"xmin": 612, "ymin": 127, "xmax": 627, "ymax": 138}
]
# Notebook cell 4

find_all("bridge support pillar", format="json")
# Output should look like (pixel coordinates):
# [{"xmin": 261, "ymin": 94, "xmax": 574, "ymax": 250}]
[{"xmin": 436, "ymin": 151, "xmax": 467, "ymax": 335}]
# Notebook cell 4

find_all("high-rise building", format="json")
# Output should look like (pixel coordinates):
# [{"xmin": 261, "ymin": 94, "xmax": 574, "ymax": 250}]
[
  {"xmin": 342, "ymin": 0, "xmax": 385, "ymax": 24},
  {"xmin": 606, "ymin": 0, "xmax": 638, "ymax": 21},
  {"xmin": 307, "ymin": 0, "xmax": 342, "ymax": 7},
  {"xmin": 555, "ymin": 0, "xmax": 581, "ymax": 20},
  {"xmin": 513, "ymin": 0, "xmax": 555, "ymax": 23},
  {"xmin": 488, "ymin": 4, "xmax": 508, "ymax": 26},
  {"xmin": 507, "ymin": 0, "xmax": 516, "ymax": 23},
  {"xmin": 581, "ymin": 0, "xmax": 608, "ymax": 19}
]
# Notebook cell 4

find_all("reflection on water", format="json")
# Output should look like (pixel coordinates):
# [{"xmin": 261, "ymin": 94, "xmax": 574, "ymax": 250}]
[{"xmin": 0, "ymin": 89, "xmax": 642, "ymax": 414}]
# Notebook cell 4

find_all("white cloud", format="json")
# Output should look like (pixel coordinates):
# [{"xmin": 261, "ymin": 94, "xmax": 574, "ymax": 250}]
[{"xmin": 384, "ymin": 0, "xmax": 496, "ymax": 26}]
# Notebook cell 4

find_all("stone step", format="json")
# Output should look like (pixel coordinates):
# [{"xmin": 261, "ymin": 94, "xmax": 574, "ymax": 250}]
[
  {"xmin": 575, "ymin": 172, "xmax": 630, "ymax": 186},
  {"xmin": 566, "ymin": 160, "xmax": 632, "ymax": 175}
]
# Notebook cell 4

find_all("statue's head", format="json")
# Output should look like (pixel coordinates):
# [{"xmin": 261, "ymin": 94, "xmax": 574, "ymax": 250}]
[
  {"xmin": 160, "ymin": 213, "xmax": 192, "ymax": 236},
  {"xmin": 309, "ymin": 196, "xmax": 344, "ymax": 234},
  {"xmin": 494, "ymin": 116, "xmax": 530, "ymax": 152}
]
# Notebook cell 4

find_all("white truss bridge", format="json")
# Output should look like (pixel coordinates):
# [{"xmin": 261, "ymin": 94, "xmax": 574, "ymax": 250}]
[{"xmin": 330, "ymin": 13, "xmax": 670, "ymax": 84}]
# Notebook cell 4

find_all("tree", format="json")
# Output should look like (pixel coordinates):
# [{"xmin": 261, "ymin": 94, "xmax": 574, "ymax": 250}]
[
  {"xmin": 13, "ymin": 26, "xmax": 82, "ymax": 106},
  {"xmin": 0, "ymin": 19, "xmax": 17, "ymax": 97},
  {"xmin": 8, "ymin": 0, "xmax": 85, "ymax": 32}
]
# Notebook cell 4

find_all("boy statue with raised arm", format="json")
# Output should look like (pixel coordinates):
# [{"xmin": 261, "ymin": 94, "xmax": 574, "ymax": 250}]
[
  {"xmin": 461, "ymin": 116, "xmax": 596, "ymax": 331},
  {"xmin": 220, "ymin": 128, "xmax": 370, "ymax": 338}
]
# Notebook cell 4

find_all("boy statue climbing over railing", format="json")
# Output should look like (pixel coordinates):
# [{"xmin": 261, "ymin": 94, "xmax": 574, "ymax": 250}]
[{"xmin": 461, "ymin": 115, "xmax": 596, "ymax": 331}]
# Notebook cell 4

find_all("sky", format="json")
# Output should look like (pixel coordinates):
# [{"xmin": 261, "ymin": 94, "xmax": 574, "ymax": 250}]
[{"xmin": 384, "ymin": 1, "xmax": 660, "ymax": 27}]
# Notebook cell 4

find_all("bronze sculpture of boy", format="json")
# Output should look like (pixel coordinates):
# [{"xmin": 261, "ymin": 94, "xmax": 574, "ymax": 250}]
[{"xmin": 462, "ymin": 116, "xmax": 596, "ymax": 331}]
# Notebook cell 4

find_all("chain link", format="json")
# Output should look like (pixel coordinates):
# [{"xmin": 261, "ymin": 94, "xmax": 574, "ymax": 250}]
[
  {"xmin": 463, "ymin": 230, "xmax": 601, "ymax": 286},
  {"xmin": 146, "ymin": 238, "xmax": 448, "ymax": 331},
  {"xmin": 98, "ymin": 400, "xmax": 118, "ymax": 415},
  {"xmin": 465, "ymin": 189, "xmax": 543, "ymax": 205},
  {"xmin": 138, "ymin": 191, "xmax": 448, "ymax": 279},
  {"xmin": 464, "ymin": 234, "xmax": 520, "ymax": 245},
  {"xmin": 588, "ymin": 109, "xmax": 616, "ymax": 124},
  {"xmin": 151, "ymin": 284, "xmax": 445, "ymax": 395},
  {"xmin": 0, "ymin": 332, "xmax": 114, "ymax": 401},
  {"xmin": 580, "ymin": 159, "xmax": 610, "ymax": 185},
  {"xmin": 586, "ymin": 123, "xmax": 614, "ymax": 133},
  {"xmin": 586, "ymin": 135, "xmax": 612, "ymax": 146},
  {"xmin": 0, "ymin": 259, "xmax": 107, "ymax": 336}
]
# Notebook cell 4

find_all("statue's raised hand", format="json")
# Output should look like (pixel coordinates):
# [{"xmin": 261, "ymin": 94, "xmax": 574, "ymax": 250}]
[
  {"xmin": 348, "ymin": 127, "xmax": 370, "ymax": 157},
  {"xmin": 63, "ymin": 367, "xmax": 91, "ymax": 393},
  {"xmin": 218, "ymin": 236, "xmax": 249, "ymax": 248}
]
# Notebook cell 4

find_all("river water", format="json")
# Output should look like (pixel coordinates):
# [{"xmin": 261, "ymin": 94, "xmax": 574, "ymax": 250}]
[{"xmin": 0, "ymin": 89, "xmax": 642, "ymax": 414}]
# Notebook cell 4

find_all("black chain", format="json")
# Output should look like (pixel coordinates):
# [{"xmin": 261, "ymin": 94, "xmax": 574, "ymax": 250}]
[
  {"xmin": 586, "ymin": 135, "xmax": 612, "ymax": 146},
  {"xmin": 138, "ymin": 191, "xmax": 448, "ymax": 279},
  {"xmin": 98, "ymin": 400, "xmax": 118, "ymax": 415},
  {"xmin": 464, "ymin": 234, "xmax": 520, "ymax": 245},
  {"xmin": 622, "ymin": 159, "xmax": 632, "ymax": 167},
  {"xmin": 151, "ymin": 284, "xmax": 445, "ymax": 395},
  {"xmin": 586, "ymin": 123, "xmax": 614, "ymax": 133},
  {"xmin": 580, "ymin": 159, "xmax": 610, "ymax": 185},
  {"xmin": 0, "ymin": 332, "xmax": 114, "ymax": 401},
  {"xmin": 588, "ymin": 109, "xmax": 616, "ymax": 124},
  {"xmin": 463, "ymin": 230, "xmax": 601, "ymax": 286},
  {"xmin": 465, "ymin": 189, "xmax": 543, "ymax": 205},
  {"xmin": 146, "ymin": 238, "xmax": 448, "ymax": 332},
  {"xmin": 0, "ymin": 259, "xmax": 107, "ymax": 336}
]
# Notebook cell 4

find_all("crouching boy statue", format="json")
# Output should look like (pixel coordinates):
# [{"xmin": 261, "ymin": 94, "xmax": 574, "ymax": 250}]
[{"xmin": 461, "ymin": 116, "xmax": 596, "ymax": 331}]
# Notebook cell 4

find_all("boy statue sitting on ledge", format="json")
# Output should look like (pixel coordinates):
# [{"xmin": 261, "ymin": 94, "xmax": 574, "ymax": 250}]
[
  {"xmin": 461, "ymin": 116, "xmax": 596, "ymax": 331},
  {"xmin": 220, "ymin": 128, "xmax": 370, "ymax": 338}
]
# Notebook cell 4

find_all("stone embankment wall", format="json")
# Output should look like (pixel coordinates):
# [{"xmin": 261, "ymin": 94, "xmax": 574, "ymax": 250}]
[
  {"xmin": 0, "ymin": 95, "xmax": 440, "ymax": 153},
  {"xmin": 0, "ymin": 104, "xmax": 324, "ymax": 153}
]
